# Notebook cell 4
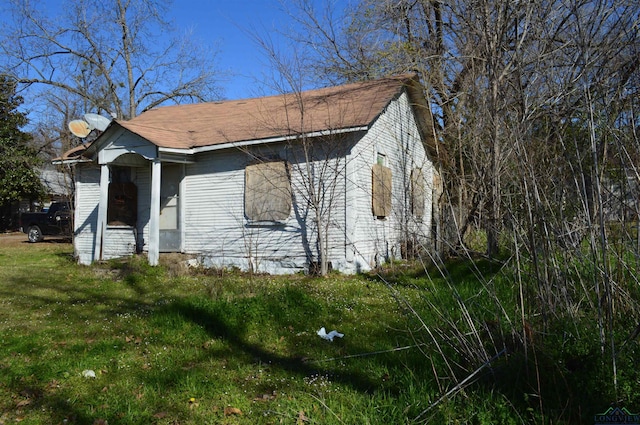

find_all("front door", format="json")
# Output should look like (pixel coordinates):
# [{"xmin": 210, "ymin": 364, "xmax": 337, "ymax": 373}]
[{"xmin": 159, "ymin": 164, "xmax": 181, "ymax": 252}]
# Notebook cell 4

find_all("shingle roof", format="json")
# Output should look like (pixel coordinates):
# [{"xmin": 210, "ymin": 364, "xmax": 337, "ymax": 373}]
[{"xmin": 116, "ymin": 73, "xmax": 421, "ymax": 150}]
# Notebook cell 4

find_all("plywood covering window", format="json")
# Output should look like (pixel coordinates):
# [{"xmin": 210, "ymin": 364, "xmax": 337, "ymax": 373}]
[
  {"xmin": 372, "ymin": 163, "xmax": 392, "ymax": 218},
  {"xmin": 245, "ymin": 161, "xmax": 292, "ymax": 221},
  {"xmin": 411, "ymin": 168, "xmax": 425, "ymax": 219},
  {"xmin": 107, "ymin": 166, "xmax": 137, "ymax": 226}
]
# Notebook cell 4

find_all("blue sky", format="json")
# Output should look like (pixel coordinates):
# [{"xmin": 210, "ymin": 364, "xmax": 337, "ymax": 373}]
[
  {"xmin": 1, "ymin": 0, "xmax": 348, "ymax": 117},
  {"xmin": 170, "ymin": 0, "xmax": 329, "ymax": 100}
]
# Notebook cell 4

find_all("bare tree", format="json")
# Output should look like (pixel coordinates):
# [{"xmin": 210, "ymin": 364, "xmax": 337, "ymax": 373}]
[
  {"xmin": 274, "ymin": 0, "xmax": 640, "ymax": 416},
  {"xmin": 254, "ymin": 32, "xmax": 439, "ymax": 276},
  {"xmin": 280, "ymin": 0, "xmax": 640, "ymax": 256},
  {"xmin": 0, "ymin": 0, "xmax": 222, "ymax": 121}
]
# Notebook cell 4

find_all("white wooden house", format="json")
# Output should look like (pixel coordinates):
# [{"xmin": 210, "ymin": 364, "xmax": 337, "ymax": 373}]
[{"xmin": 56, "ymin": 74, "xmax": 440, "ymax": 274}]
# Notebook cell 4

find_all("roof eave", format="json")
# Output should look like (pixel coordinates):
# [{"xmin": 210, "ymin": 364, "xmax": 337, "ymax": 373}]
[
  {"xmin": 404, "ymin": 77, "xmax": 441, "ymax": 162},
  {"xmin": 52, "ymin": 158, "xmax": 93, "ymax": 166},
  {"xmin": 83, "ymin": 120, "xmax": 122, "ymax": 158},
  {"xmin": 156, "ymin": 125, "xmax": 370, "ymax": 156}
]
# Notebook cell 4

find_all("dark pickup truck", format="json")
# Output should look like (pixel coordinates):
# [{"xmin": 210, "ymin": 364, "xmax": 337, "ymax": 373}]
[{"xmin": 20, "ymin": 202, "xmax": 72, "ymax": 243}]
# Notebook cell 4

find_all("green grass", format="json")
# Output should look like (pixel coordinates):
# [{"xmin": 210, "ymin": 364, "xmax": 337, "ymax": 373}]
[
  {"xmin": 0, "ymin": 242, "xmax": 432, "ymax": 424},
  {"xmin": 0, "ymin": 239, "xmax": 637, "ymax": 424}
]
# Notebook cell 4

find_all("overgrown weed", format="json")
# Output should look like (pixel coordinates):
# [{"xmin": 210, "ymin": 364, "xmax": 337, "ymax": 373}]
[{"xmin": 1, "ymin": 240, "xmax": 638, "ymax": 423}]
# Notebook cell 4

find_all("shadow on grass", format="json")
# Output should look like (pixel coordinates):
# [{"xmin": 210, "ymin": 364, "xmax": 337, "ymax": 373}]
[
  {"xmin": 163, "ymin": 298, "xmax": 383, "ymax": 394},
  {"xmin": 55, "ymin": 250, "xmax": 77, "ymax": 263},
  {"xmin": 364, "ymin": 257, "xmax": 506, "ymax": 291},
  {"xmin": 0, "ymin": 266, "xmax": 431, "ymax": 423}
]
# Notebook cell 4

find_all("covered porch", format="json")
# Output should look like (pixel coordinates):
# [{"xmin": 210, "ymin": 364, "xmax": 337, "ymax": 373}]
[{"xmin": 88, "ymin": 129, "xmax": 192, "ymax": 266}]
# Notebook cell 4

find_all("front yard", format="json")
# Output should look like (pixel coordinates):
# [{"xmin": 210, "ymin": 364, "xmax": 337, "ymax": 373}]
[
  {"xmin": 0, "ymin": 236, "xmax": 441, "ymax": 424},
  {"xmin": 1, "ymin": 234, "xmax": 636, "ymax": 424}
]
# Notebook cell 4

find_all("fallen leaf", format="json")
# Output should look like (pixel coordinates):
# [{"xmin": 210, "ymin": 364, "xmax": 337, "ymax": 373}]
[
  {"xmin": 16, "ymin": 399, "xmax": 31, "ymax": 408},
  {"xmin": 297, "ymin": 410, "xmax": 309, "ymax": 424},
  {"xmin": 153, "ymin": 412, "xmax": 168, "ymax": 419},
  {"xmin": 224, "ymin": 406, "xmax": 242, "ymax": 416}
]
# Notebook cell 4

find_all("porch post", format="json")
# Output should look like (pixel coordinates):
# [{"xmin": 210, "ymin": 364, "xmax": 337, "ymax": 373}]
[
  {"xmin": 149, "ymin": 159, "xmax": 161, "ymax": 266},
  {"xmin": 94, "ymin": 164, "xmax": 109, "ymax": 262}
]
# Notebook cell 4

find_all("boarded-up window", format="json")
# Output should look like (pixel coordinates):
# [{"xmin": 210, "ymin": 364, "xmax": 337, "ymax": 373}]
[
  {"xmin": 411, "ymin": 168, "xmax": 425, "ymax": 218},
  {"xmin": 245, "ymin": 161, "xmax": 292, "ymax": 221},
  {"xmin": 372, "ymin": 163, "xmax": 392, "ymax": 218}
]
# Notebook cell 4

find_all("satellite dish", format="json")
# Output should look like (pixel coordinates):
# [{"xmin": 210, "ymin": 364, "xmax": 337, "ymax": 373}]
[
  {"xmin": 83, "ymin": 113, "xmax": 112, "ymax": 132},
  {"xmin": 68, "ymin": 120, "xmax": 91, "ymax": 138}
]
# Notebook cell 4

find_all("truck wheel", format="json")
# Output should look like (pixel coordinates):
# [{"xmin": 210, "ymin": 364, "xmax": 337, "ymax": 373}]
[{"xmin": 28, "ymin": 225, "xmax": 44, "ymax": 243}]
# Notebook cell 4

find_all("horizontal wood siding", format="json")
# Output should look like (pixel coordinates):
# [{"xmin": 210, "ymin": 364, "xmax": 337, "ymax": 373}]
[
  {"xmin": 287, "ymin": 142, "xmax": 348, "ymax": 269},
  {"xmin": 348, "ymin": 91, "xmax": 434, "ymax": 269},
  {"xmin": 182, "ymin": 143, "xmax": 348, "ymax": 273},
  {"xmin": 183, "ymin": 149, "xmax": 247, "ymax": 257},
  {"xmin": 103, "ymin": 227, "xmax": 137, "ymax": 259},
  {"xmin": 74, "ymin": 164, "xmax": 100, "ymax": 265}
]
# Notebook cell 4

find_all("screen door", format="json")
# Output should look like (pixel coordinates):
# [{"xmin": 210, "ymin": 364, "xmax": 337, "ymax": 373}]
[{"xmin": 159, "ymin": 164, "xmax": 181, "ymax": 252}]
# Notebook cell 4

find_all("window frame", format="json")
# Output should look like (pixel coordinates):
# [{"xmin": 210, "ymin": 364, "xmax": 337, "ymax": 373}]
[
  {"xmin": 107, "ymin": 166, "xmax": 137, "ymax": 227},
  {"xmin": 372, "ymin": 162, "xmax": 392, "ymax": 219},
  {"xmin": 244, "ymin": 159, "xmax": 292, "ymax": 223}
]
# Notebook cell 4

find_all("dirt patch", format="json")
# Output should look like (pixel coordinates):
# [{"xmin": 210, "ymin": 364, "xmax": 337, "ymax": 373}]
[{"xmin": 0, "ymin": 232, "xmax": 71, "ymax": 248}]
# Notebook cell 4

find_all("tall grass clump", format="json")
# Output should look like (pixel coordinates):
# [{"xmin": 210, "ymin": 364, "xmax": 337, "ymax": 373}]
[{"xmin": 394, "ymin": 62, "xmax": 640, "ymax": 423}]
